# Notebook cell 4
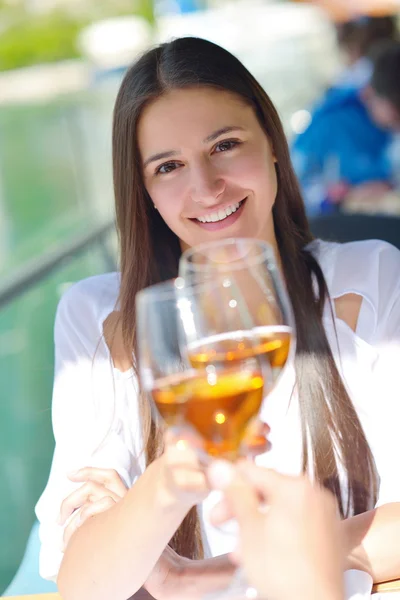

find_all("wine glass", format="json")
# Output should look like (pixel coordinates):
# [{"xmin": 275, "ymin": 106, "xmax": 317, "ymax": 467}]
[
  {"xmin": 179, "ymin": 238, "xmax": 295, "ymax": 599},
  {"xmin": 136, "ymin": 278, "xmax": 265, "ymax": 463},
  {"xmin": 179, "ymin": 238, "xmax": 295, "ymax": 393}
]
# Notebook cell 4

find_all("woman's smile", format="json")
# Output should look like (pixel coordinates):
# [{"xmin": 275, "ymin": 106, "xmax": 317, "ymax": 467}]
[{"xmin": 190, "ymin": 197, "xmax": 247, "ymax": 230}]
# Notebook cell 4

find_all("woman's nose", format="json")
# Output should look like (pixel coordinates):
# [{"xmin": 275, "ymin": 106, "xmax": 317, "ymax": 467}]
[{"xmin": 190, "ymin": 162, "xmax": 226, "ymax": 206}]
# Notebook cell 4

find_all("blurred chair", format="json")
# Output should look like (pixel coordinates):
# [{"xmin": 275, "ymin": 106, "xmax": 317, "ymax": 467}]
[{"xmin": 309, "ymin": 214, "xmax": 400, "ymax": 249}]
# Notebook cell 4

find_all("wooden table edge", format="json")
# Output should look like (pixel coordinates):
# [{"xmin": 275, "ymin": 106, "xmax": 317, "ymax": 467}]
[{"xmin": 373, "ymin": 578, "xmax": 400, "ymax": 593}]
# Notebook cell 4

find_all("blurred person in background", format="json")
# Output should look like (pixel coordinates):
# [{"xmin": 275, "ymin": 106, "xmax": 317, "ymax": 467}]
[
  {"xmin": 292, "ymin": 22, "xmax": 400, "ymax": 216},
  {"xmin": 345, "ymin": 39, "xmax": 400, "ymax": 213},
  {"xmin": 335, "ymin": 15, "xmax": 397, "ymax": 89}
]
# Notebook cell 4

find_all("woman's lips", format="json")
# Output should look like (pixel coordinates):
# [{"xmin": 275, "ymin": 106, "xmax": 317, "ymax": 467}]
[{"xmin": 191, "ymin": 198, "xmax": 247, "ymax": 231}]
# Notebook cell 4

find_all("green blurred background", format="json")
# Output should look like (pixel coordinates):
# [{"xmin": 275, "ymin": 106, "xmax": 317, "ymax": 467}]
[{"xmin": 0, "ymin": 92, "xmax": 117, "ymax": 592}]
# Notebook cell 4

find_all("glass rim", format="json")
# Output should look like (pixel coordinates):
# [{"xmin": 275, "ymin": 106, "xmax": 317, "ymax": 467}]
[
  {"xmin": 136, "ymin": 278, "xmax": 179, "ymax": 304},
  {"xmin": 136, "ymin": 276, "xmax": 237, "ymax": 304},
  {"xmin": 179, "ymin": 237, "xmax": 277, "ymax": 273}
]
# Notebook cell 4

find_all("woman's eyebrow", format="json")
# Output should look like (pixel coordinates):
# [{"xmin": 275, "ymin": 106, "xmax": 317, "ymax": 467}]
[
  {"xmin": 143, "ymin": 126, "xmax": 245, "ymax": 169},
  {"xmin": 203, "ymin": 125, "xmax": 245, "ymax": 143},
  {"xmin": 143, "ymin": 150, "xmax": 179, "ymax": 169}
]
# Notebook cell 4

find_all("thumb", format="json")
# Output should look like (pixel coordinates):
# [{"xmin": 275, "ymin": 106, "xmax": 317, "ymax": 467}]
[
  {"xmin": 237, "ymin": 461, "xmax": 290, "ymax": 503},
  {"xmin": 208, "ymin": 461, "xmax": 262, "ymax": 533}
]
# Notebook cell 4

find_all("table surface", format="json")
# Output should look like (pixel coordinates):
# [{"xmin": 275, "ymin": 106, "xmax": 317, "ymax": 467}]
[
  {"xmin": 5, "ymin": 578, "xmax": 400, "ymax": 598},
  {"xmin": 5, "ymin": 595, "xmax": 61, "ymax": 599}
]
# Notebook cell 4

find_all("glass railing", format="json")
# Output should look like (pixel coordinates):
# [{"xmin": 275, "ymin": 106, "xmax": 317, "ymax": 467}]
[{"xmin": 0, "ymin": 220, "xmax": 116, "ymax": 594}]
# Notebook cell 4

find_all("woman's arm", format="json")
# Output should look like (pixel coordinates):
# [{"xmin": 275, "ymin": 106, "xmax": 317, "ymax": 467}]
[
  {"xmin": 340, "ymin": 245, "xmax": 400, "ymax": 584},
  {"xmin": 58, "ymin": 460, "xmax": 186, "ymax": 600},
  {"xmin": 36, "ymin": 283, "xmax": 207, "ymax": 599},
  {"xmin": 343, "ymin": 503, "xmax": 400, "ymax": 583},
  {"xmin": 58, "ymin": 439, "xmax": 210, "ymax": 600},
  {"xmin": 58, "ymin": 464, "xmax": 236, "ymax": 600}
]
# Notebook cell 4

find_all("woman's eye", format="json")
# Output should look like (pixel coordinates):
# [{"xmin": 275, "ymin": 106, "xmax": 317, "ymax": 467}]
[
  {"xmin": 214, "ymin": 140, "xmax": 240, "ymax": 153},
  {"xmin": 156, "ymin": 162, "xmax": 179, "ymax": 175}
]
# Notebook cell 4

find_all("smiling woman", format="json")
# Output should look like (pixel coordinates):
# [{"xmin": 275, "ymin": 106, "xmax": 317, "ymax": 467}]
[{"xmin": 34, "ymin": 36, "xmax": 400, "ymax": 600}]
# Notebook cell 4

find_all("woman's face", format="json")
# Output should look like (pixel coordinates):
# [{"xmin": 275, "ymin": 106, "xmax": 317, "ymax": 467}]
[{"xmin": 138, "ymin": 87, "xmax": 278, "ymax": 251}]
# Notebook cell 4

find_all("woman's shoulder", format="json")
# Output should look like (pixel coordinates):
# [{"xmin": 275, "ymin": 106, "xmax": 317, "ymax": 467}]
[
  {"xmin": 312, "ymin": 238, "xmax": 400, "ymax": 295},
  {"xmin": 55, "ymin": 272, "xmax": 121, "ymax": 340},
  {"xmin": 311, "ymin": 238, "xmax": 400, "ymax": 339}
]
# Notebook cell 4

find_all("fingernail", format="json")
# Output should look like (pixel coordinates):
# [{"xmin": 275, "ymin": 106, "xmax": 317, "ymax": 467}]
[
  {"xmin": 208, "ymin": 461, "xmax": 235, "ymax": 490},
  {"xmin": 67, "ymin": 470, "xmax": 79, "ymax": 478},
  {"xmin": 175, "ymin": 440, "xmax": 189, "ymax": 451}
]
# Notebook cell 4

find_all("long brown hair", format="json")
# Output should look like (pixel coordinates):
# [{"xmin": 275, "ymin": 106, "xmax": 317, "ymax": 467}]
[{"xmin": 112, "ymin": 37, "xmax": 377, "ymax": 558}]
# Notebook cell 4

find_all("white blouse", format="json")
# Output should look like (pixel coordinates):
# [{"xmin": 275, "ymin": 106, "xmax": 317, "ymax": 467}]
[{"xmin": 35, "ymin": 239, "xmax": 400, "ymax": 599}]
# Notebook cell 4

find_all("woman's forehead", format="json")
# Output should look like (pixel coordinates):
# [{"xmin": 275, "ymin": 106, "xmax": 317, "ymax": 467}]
[{"xmin": 137, "ymin": 87, "xmax": 255, "ymax": 154}]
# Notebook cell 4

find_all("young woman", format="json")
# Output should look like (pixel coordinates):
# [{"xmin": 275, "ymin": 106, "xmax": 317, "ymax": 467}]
[{"xmin": 35, "ymin": 36, "xmax": 400, "ymax": 600}]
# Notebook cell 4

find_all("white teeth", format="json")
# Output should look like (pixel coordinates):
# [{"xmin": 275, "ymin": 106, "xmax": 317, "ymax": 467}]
[{"xmin": 196, "ymin": 200, "xmax": 244, "ymax": 224}]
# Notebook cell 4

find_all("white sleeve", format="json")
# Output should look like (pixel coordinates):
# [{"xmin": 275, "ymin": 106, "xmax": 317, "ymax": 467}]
[
  {"xmin": 370, "ymin": 243, "xmax": 400, "ymax": 508},
  {"xmin": 344, "ymin": 570, "xmax": 373, "ymax": 600},
  {"xmin": 35, "ymin": 280, "xmax": 143, "ymax": 581}
]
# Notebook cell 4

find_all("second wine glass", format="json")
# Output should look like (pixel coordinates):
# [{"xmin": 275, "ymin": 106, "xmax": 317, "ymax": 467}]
[{"xmin": 179, "ymin": 237, "xmax": 295, "ymax": 395}]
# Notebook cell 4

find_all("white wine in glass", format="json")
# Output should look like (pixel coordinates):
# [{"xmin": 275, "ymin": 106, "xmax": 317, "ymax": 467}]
[
  {"xmin": 136, "ymin": 279, "xmax": 265, "ymax": 460},
  {"xmin": 180, "ymin": 238, "xmax": 295, "ymax": 392}
]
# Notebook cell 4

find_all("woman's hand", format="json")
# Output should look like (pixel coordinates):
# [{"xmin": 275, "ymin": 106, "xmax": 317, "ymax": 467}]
[
  {"xmin": 153, "ymin": 429, "xmax": 210, "ymax": 510},
  {"xmin": 154, "ymin": 420, "xmax": 269, "ymax": 510},
  {"xmin": 58, "ymin": 467, "xmax": 128, "ymax": 549},
  {"xmin": 57, "ymin": 419, "xmax": 269, "ymax": 554}
]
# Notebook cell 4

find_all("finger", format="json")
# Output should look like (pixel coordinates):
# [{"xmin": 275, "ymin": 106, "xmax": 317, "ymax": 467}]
[
  {"xmin": 209, "ymin": 462, "xmax": 265, "ymax": 564},
  {"xmin": 207, "ymin": 461, "xmax": 261, "ymax": 527},
  {"xmin": 237, "ymin": 463, "xmax": 336, "ymax": 519},
  {"xmin": 171, "ymin": 467, "xmax": 208, "ymax": 495},
  {"xmin": 236, "ymin": 461, "xmax": 291, "ymax": 502},
  {"xmin": 164, "ymin": 441, "xmax": 203, "ymax": 471},
  {"xmin": 209, "ymin": 496, "xmax": 235, "ymax": 526},
  {"xmin": 79, "ymin": 496, "xmax": 116, "ymax": 522},
  {"xmin": 243, "ymin": 420, "xmax": 270, "ymax": 440},
  {"xmin": 63, "ymin": 508, "xmax": 83, "ymax": 550},
  {"xmin": 59, "ymin": 482, "xmax": 120, "ymax": 525},
  {"xmin": 63, "ymin": 497, "xmax": 116, "ymax": 550},
  {"xmin": 230, "ymin": 547, "xmax": 242, "ymax": 566},
  {"xmin": 242, "ymin": 435, "xmax": 270, "ymax": 458},
  {"xmin": 241, "ymin": 421, "xmax": 270, "ymax": 458},
  {"xmin": 164, "ymin": 428, "xmax": 205, "ymax": 453},
  {"xmin": 67, "ymin": 467, "xmax": 127, "ymax": 497}
]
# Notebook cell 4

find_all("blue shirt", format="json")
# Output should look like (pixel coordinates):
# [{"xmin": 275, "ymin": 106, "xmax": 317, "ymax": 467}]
[{"xmin": 291, "ymin": 87, "xmax": 393, "ymax": 216}]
